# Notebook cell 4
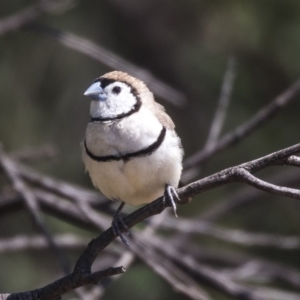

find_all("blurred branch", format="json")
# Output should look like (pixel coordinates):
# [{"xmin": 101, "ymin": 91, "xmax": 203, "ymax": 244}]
[
  {"xmin": 205, "ymin": 56, "xmax": 237, "ymax": 150},
  {"xmin": 199, "ymin": 168, "xmax": 300, "ymax": 222},
  {"xmin": 0, "ymin": 1, "xmax": 186, "ymax": 106},
  {"xmin": 163, "ymin": 218, "xmax": 300, "ymax": 249},
  {"xmin": 0, "ymin": 189, "xmax": 99, "ymax": 231},
  {"xmin": 10, "ymin": 144, "xmax": 59, "ymax": 164},
  {"xmin": 0, "ymin": 146, "xmax": 71, "ymax": 274},
  {"xmin": 0, "ymin": 234, "xmax": 89, "ymax": 253},
  {"xmin": 27, "ymin": 23, "xmax": 186, "ymax": 106},
  {"xmin": 121, "ymin": 239, "xmax": 211, "ymax": 299},
  {"xmin": 16, "ymin": 162, "xmax": 108, "ymax": 206},
  {"xmin": 187, "ymin": 246, "xmax": 300, "ymax": 289},
  {"xmin": 147, "ymin": 237, "xmax": 300, "ymax": 300},
  {"xmin": 131, "ymin": 235, "xmax": 211, "ymax": 300},
  {"xmin": 0, "ymin": 0, "xmax": 76, "ymax": 36},
  {"xmin": 181, "ymin": 57, "xmax": 237, "ymax": 183},
  {"xmin": 184, "ymin": 78, "xmax": 300, "ymax": 170}
]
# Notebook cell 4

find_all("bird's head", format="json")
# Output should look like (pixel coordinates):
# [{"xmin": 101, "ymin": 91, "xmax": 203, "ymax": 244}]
[{"xmin": 84, "ymin": 71, "xmax": 150, "ymax": 121}]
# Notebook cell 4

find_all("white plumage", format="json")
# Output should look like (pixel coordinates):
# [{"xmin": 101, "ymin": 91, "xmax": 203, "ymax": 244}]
[{"xmin": 82, "ymin": 71, "xmax": 183, "ymax": 208}]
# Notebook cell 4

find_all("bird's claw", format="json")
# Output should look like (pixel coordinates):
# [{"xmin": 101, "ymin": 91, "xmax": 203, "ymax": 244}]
[
  {"xmin": 112, "ymin": 202, "xmax": 130, "ymax": 246},
  {"xmin": 163, "ymin": 184, "xmax": 180, "ymax": 217}
]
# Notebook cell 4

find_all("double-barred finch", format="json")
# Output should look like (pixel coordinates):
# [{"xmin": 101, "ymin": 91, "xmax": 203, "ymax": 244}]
[{"xmin": 82, "ymin": 71, "xmax": 183, "ymax": 244}]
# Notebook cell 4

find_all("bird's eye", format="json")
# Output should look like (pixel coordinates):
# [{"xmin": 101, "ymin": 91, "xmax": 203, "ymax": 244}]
[{"xmin": 112, "ymin": 86, "xmax": 121, "ymax": 94}]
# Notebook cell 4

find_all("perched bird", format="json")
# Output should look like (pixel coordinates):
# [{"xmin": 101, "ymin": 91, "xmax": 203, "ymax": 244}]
[{"xmin": 82, "ymin": 71, "xmax": 183, "ymax": 244}]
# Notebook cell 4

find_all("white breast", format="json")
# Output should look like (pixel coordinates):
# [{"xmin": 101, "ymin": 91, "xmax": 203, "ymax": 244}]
[{"xmin": 82, "ymin": 108, "xmax": 183, "ymax": 206}]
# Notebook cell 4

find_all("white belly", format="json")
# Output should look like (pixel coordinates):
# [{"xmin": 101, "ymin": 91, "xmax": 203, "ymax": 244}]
[{"xmin": 82, "ymin": 130, "xmax": 182, "ymax": 206}]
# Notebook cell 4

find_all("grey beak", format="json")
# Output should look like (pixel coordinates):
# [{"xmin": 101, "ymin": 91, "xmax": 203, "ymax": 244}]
[{"xmin": 84, "ymin": 82, "xmax": 107, "ymax": 101}]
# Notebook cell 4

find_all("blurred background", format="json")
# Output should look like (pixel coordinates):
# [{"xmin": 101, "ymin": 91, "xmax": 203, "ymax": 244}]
[{"xmin": 1, "ymin": 0, "xmax": 300, "ymax": 299}]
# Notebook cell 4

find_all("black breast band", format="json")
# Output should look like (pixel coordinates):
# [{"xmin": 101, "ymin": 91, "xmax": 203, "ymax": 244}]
[{"xmin": 84, "ymin": 126, "xmax": 166, "ymax": 163}]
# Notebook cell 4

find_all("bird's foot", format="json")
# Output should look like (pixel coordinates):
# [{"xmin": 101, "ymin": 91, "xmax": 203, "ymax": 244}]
[
  {"xmin": 163, "ymin": 184, "xmax": 180, "ymax": 218},
  {"xmin": 112, "ymin": 202, "xmax": 129, "ymax": 246}
]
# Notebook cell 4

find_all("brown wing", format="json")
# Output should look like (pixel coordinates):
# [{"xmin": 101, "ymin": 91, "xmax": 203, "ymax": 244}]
[{"xmin": 153, "ymin": 102, "xmax": 175, "ymax": 131}]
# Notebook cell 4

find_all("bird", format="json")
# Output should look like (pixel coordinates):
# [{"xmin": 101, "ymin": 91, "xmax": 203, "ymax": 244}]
[{"xmin": 82, "ymin": 71, "xmax": 183, "ymax": 245}]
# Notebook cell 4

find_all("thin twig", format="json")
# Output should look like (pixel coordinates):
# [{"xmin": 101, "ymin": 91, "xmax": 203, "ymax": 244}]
[
  {"xmin": 148, "ymin": 236, "xmax": 300, "ymax": 300},
  {"xmin": 16, "ymin": 162, "xmax": 108, "ymax": 207},
  {"xmin": 27, "ymin": 23, "xmax": 186, "ymax": 106},
  {"xmin": 235, "ymin": 168, "xmax": 300, "ymax": 199},
  {"xmin": 180, "ymin": 143, "xmax": 300, "ymax": 201},
  {"xmin": 199, "ymin": 168, "xmax": 300, "ymax": 222},
  {"xmin": 0, "ymin": 189, "xmax": 101, "ymax": 231},
  {"xmin": 0, "ymin": 146, "xmax": 71, "ymax": 274},
  {"xmin": 10, "ymin": 144, "xmax": 59, "ymax": 164},
  {"xmin": 185, "ymin": 245, "xmax": 300, "ymax": 289},
  {"xmin": 184, "ymin": 78, "xmax": 300, "ymax": 170},
  {"xmin": 131, "ymin": 235, "xmax": 211, "ymax": 300},
  {"xmin": 0, "ymin": 234, "xmax": 89, "ymax": 253},
  {"xmin": 0, "ymin": 2, "xmax": 186, "ymax": 107},
  {"xmin": 162, "ymin": 218, "xmax": 300, "ymax": 249},
  {"xmin": 0, "ymin": 0, "xmax": 75, "ymax": 36},
  {"xmin": 205, "ymin": 56, "xmax": 237, "ymax": 150},
  {"xmin": 6, "ymin": 266, "xmax": 125, "ymax": 300}
]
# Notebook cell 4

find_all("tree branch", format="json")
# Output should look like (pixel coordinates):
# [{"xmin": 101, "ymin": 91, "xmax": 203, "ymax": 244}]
[
  {"xmin": 5, "ymin": 266, "xmax": 125, "ymax": 300},
  {"xmin": 2, "ymin": 142, "xmax": 300, "ymax": 299},
  {"xmin": 205, "ymin": 56, "xmax": 237, "ymax": 150},
  {"xmin": 199, "ymin": 168, "xmax": 300, "ymax": 222},
  {"xmin": 162, "ymin": 218, "xmax": 300, "ymax": 249},
  {"xmin": 184, "ymin": 79, "xmax": 300, "ymax": 170},
  {"xmin": 0, "ymin": 146, "xmax": 71, "ymax": 274}
]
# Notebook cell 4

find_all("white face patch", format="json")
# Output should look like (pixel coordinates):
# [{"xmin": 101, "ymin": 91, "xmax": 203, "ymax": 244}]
[{"xmin": 90, "ymin": 81, "xmax": 138, "ymax": 119}]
